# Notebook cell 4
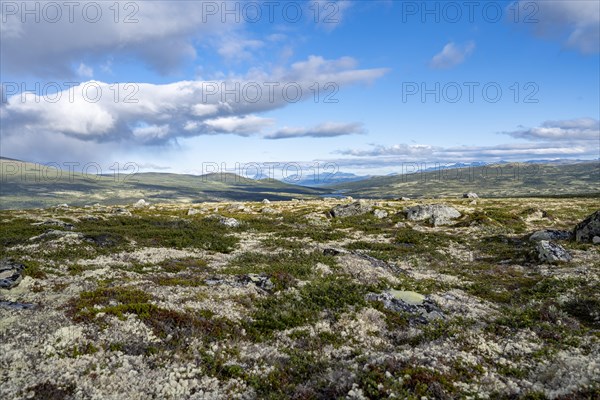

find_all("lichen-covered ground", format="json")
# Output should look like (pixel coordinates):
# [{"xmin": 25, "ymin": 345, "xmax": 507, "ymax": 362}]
[{"xmin": 1, "ymin": 198, "xmax": 599, "ymax": 399}]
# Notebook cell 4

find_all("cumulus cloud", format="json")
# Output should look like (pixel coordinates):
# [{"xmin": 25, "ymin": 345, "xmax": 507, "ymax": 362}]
[
  {"xmin": 336, "ymin": 141, "xmax": 595, "ymax": 161},
  {"xmin": 502, "ymin": 118, "xmax": 599, "ymax": 141},
  {"xmin": 0, "ymin": 1, "xmax": 235, "ymax": 77},
  {"xmin": 265, "ymin": 122, "xmax": 365, "ymax": 139},
  {"xmin": 430, "ymin": 41, "xmax": 475, "ymax": 69},
  {"xmin": 76, "ymin": 63, "xmax": 94, "ymax": 78},
  {"xmin": 515, "ymin": 0, "xmax": 600, "ymax": 54},
  {"xmin": 0, "ymin": 57, "xmax": 388, "ymax": 154},
  {"xmin": 336, "ymin": 118, "xmax": 599, "ymax": 162}
]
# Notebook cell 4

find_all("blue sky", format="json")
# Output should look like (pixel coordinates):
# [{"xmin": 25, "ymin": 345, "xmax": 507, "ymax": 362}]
[{"xmin": 1, "ymin": 0, "xmax": 598, "ymax": 177}]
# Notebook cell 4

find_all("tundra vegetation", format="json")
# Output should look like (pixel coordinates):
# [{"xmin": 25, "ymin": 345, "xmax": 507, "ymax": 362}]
[{"xmin": 1, "ymin": 197, "xmax": 599, "ymax": 399}]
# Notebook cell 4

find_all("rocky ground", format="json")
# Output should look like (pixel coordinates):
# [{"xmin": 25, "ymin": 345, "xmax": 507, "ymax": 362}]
[{"xmin": 0, "ymin": 197, "xmax": 599, "ymax": 399}]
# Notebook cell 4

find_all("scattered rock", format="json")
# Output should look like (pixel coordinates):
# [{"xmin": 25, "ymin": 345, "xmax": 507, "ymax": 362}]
[
  {"xmin": 133, "ymin": 199, "xmax": 148, "ymax": 208},
  {"xmin": 373, "ymin": 209, "xmax": 388, "ymax": 219},
  {"xmin": 574, "ymin": 211, "xmax": 600, "ymax": 243},
  {"xmin": 261, "ymin": 207, "xmax": 277, "ymax": 214},
  {"xmin": 205, "ymin": 274, "xmax": 273, "ymax": 291},
  {"xmin": 405, "ymin": 204, "xmax": 461, "ymax": 226},
  {"xmin": 463, "ymin": 192, "xmax": 479, "ymax": 199},
  {"xmin": 32, "ymin": 219, "xmax": 74, "ymax": 230},
  {"xmin": 365, "ymin": 290, "xmax": 444, "ymax": 324},
  {"xmin": 219, "ymin": 217, "xmax": 240, "ymax": 228},
  {"xmin": 0, "ymin": 300, "xmax": 36, "ymax": 310},
  {"xmin": 330, "ymin": 200, "xmax": 372, "ymax": 218},
  {"xmin": 187, "ymin": 208, "xmax": 201, "ymax": 216},
  {"xmin": 593, "ymin": 236, "xmax": 600, "ymax": 244},
  {"xmin": 85, "ymin": 234, "xmax": 122, "ymax": 247},
  {"xmin": 398, "ymin": 197, "xmax": 411, "ymax": 201},
  {"xmin": 304, "ymin": 212, "xmax": 330, "ymax": 227},
  {"xmin": 262, "ymin": 199, "xmax": 271, "ymax": 204},
  {"xmin": 537, "ymin": 240, "xmax": 572, "ymax": 263},
  {"xmin": 29, "ymin": 230, "xmax": 84, "ymax": 242},
  {"xmin": 393, "ymin": 222, "xmax": 406, "ymax": 228},
  {"xmin": 469, "ymin": 200, "xmax": 477, "ymax": 205},
  {"xmin": 0, "ymin": 260, "xmax": 25, "ymax": 289},
  {"xmin": 529, "ymin": 230, "xmax": 573, "ymax": 242},
  {"xmin": 225, "ymin": 204, "xmax": 251, "ymax": 213},
  {"xmin": 112, "ymin": 208, "xmax": 132, "ymax": 216},
  {"xmin": 55, "ymin": 203, "xmax": 69, "ymax": 208}
]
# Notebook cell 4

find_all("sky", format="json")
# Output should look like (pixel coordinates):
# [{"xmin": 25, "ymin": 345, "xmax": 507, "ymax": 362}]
[{"xmin": 1, "ymin": 0, "xmax": 599, "ymax": 178}]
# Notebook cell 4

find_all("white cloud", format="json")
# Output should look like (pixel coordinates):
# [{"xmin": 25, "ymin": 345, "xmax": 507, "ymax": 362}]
[
  {"xmin": 0, "ymin": 57, "xmax": 388, "ymax": 156},
  {"xmin": 515, "ymin": 0, "xmax": 600, "ymax": 54},
  {"xmin": 77, "ymin": 63, "xmax": 94, "ymax": 78},
  {"xmin": 430, "ymin": 41, "xmax": 475, "ymax": 69},
  {"xmin": 0, "ymin": 1, "xmax": 236, "ymax": 77},
  {"xmin": 335, "ymin": 118, "xmax": 599, "ymax": 162},
  {"xmin": 503, "ymin": 118, "xmax": 599, "ymax": 141},
  {"xmin": 203, "ymin": 115, "xmax": 274, "ymax": 135},
  {"xmin": 265, "ymin": 122, "xmax": 365, "ymax": 139}
]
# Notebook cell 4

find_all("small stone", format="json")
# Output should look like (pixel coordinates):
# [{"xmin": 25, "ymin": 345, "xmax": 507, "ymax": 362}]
[
  {"xmin": 133, "ymin": 199, "xmax": 148, "ymax": 208},
  {"xmin": 262, "ymin": 199, "xmax": 270, "ymax": 204},
  {"xmin": 261, "ymin": 207, "xmax": 277, "ymax": 214},
  {"xmin": 537, "ymin": 240, "xmax": 572, "ymax": 263},
  {"xmin": 112, "ymin": 208, "xmax": 132, "ymax": 216},
  {"xmin": 593, "ymin": 236, "xmax": 600, "ymax": 244},
  {"xmin": 0, "ymin": 259, "xmax": 25, "ymax": 289},
  {"xmin": 405, "ymin": 204, "xmax": 461, "ymax": 226},
  {"xmin": 219, "ymin": 217, "xmax": 240, "ymax": 228},
  {"xmin": 330, "ymin": 200, "xmax": 372, "ymax": 218},
  {"xmin": 398, "ymin": 197, "xmax": 410, "ymax": 201},
  {"xmin": 187, "ymin": 208, "xmax": 201, "ymax": 216},
  {"xmin": 389, "ymin": 290, "xmax": 425, "ymax": 306},
  {"xmin": 463, "ymin": 192, "xmax": 479, "ymax": 199},
  {"xmin": 373, "ymin": 209, "xmax": 388, "ymax": 219},
  {"xmin": 529, "ymin": 230, "xmax": 572, "ymax": 242}
]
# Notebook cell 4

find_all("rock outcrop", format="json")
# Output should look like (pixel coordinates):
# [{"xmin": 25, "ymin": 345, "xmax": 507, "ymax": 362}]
[
  {"xmin": 574, "ymin": 211, "xmax": 600, "ymax": 243},
  {"xmin": 366, "ymin": 290, "xmax": 444, "ymax": 324},
  {"xmin": 0, "ymin": 259, "xmax": 25, "ymax": 289},
  {"xmin": 405, "ymin": 204, "xmax": 461, "ymax": 226},
  {"xmin": 529, "ymin": 230, "xmax": 572, "ymax": 242},
  {"xmin": 537, "ymin": 240, "xmax": 572, "ymax": 263},
  {"xmin": 330, "ymin": 200, "xmax": 372, "ymax": 218}
]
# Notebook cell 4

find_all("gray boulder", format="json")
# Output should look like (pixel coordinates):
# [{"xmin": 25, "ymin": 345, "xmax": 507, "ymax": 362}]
[
  {"xmin": 463, "ymin": 192, "xmax": 479, "ymax": 199},
  {"xmin": 219, "ymin": 217, "xmax": 240, "ymax": 228},
  {"xmin": 0, "ymin": 260, "xmax": 25, "ymax": 289},
  {"xmin": 593, "ymin": 236, "xmax": 600, "ymax": 244},
  {"xmin": 574, "ymin": 211, "xmax": 600, "ymax": 243},
  {"xmin": 366, "ymin": 290, "xmax": 444, "ymax": 324},
  {"xmin": 187, "ymin": 208, "xmax": 201, "ymax": 216},
  {"xmin": 529, "ymin": 230, "xmax": 573, "ymax": 242},
  {"xmin": 330, "ymin": 200, "xmax": 372, "ymax": 218},
  {"xmin": 373, "ymin": 209, "xmax": 389, "ymax": 219},
  {"xmin": 133, "ymin": 199, "xmax": 148, "ymax": 208},
  {"xmin": 32, "ymin": 219, "xmax": 74, "ymax": 230},
  {"xmin": 537, "ymin": 240, "xmax": 572, "ymax": 263},
  {"xmin": 405, "ymin": 204, "xmax": 461, "ymax": 226},
  {"xmin": 262, "ymin": 199, "xmax": 271, "ymax": 204}
]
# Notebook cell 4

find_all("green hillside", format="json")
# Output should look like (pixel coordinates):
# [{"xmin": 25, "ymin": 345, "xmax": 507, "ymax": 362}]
[
  {"xmin": 327, "ymin": 161, "xmax": 600, "ymax": 198},
  {"xmin": 0, "ymin": 159, "xmax": 327, "ymax": 209}
]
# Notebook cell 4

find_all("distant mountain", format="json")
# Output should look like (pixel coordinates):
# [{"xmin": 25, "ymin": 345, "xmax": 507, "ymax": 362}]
[
  {"xmin": 0, "ymin": 159, "xmax": 327, "ymax": 210},
  {"xmin": 326, "ymin": 161, "xmax": 600, "ymax": 199},
  {"xmin": 281, "ymin": 172, "xmax": 371, "ymax": 187}
]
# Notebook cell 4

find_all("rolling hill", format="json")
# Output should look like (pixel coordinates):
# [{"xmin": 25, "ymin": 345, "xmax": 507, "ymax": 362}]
[
  {"xmin": 0, "ymin": 158, "xmax": 327, "ymax": 209},
  {"xmin": 325, "ymin": 161, "xmax": 600, "ymax": 199}
]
